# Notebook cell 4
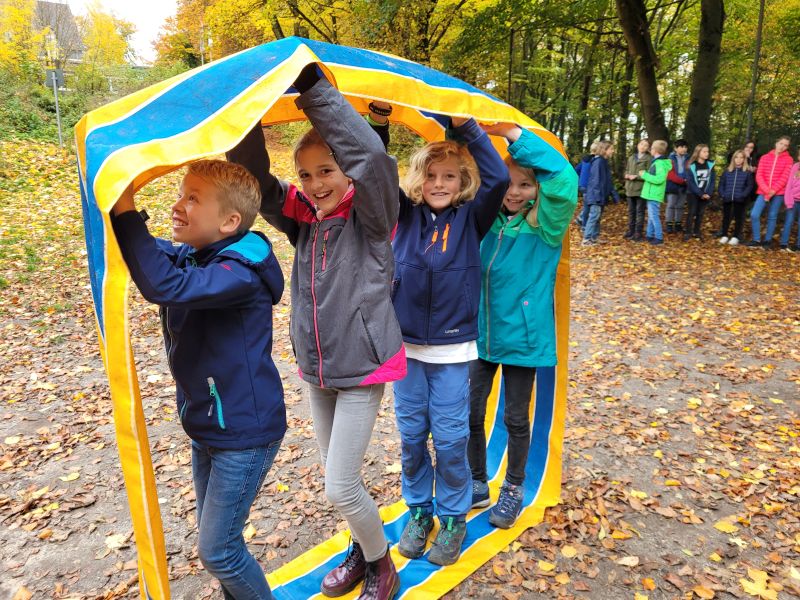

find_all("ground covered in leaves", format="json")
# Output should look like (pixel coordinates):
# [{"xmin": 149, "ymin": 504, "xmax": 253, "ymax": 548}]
[{"xmin": 0, "ymin": 139, "xmax": 798, "ymax": 600}]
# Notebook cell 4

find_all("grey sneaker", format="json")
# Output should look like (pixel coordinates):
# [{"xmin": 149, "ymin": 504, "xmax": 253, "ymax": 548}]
[
  {"xmin": 397, "ymin": 507, "xmax": 434, "ymax": 559},
  {"xmin": 428, "ymin": 517, "xmax": 467, "ymax": 566},
  {"xmin": 471, "ymin": 480, "xmax": 490, "ymax": 508},
  {"xmin": 489, "ymin": 482, "xmax": 524, "ymax": 529}
]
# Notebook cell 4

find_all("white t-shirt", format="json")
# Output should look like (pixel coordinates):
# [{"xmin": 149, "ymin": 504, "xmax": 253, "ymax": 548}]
[{"xmin": 404, "ymin": 341, "xmax": 478, "ymax": 364}]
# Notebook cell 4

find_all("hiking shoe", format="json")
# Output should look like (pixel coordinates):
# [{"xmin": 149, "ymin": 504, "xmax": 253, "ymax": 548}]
[
  {"xmin": 581, "ymin": 239, "xmax": 595, "ymax": 246},
  {"xmin": 746, "ymin": 240, "xmax": 761, "ymax": 248},
  {"xmin": 428, "ymin": 517, "xmax": 467, "ymax": 566},
  {"xmin": 728, "ymin": 237, "xmax": 739, "ymax": 246},
  {"xmin": 649, "ymin": 238, "xmax": 664, "ymax": 245},
  {"xmin": 397, "ymin": 507, "xmax": 434, "ymax": 559},
  {"xmin": 489, "ymin": 482, "xmax": 524, "ymax": 529},
  {"xmin": 719, "ymin": 236, "xmax": 729, "ymax": 244},
  {"xmin": 321, "ymin": 540, "xmax": 366, "ymax": 597},
  {"xmin": 471, "ymin": 480, "xmax": 490, "ymax": 508}
]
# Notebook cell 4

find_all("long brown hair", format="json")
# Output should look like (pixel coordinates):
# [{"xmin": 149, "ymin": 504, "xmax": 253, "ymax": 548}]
[{"xmin": 688, "ymin": 144, "xmax": 710, "ymax": 166}]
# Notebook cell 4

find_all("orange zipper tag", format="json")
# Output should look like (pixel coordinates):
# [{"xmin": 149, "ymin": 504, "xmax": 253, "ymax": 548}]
[
  {"xmin": 431, "ymin": 227, "xmax": 439, "ymax": 243},
  {"xmin": 442, "ymin": 223, "xmax": 450, "ymax": 252}
]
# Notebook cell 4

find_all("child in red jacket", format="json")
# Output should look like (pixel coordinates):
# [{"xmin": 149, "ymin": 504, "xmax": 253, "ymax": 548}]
[{"xmin": 747, "ymin": 135, "xmax": 793, "ymax": 249}]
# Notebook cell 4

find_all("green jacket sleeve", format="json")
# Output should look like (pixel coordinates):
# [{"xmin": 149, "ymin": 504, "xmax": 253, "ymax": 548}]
[
  {"xmin": 639, "ymin": 159, "xmax": 670, "ymax": 184},
  {"xmin": 508, "ymin": 129, "xmax": 578, "ymax": 247}
]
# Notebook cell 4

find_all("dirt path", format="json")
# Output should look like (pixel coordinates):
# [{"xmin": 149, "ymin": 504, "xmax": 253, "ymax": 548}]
[{"xmin": 0, "ymin": 143, "xmax": 797, "ymax": 599}]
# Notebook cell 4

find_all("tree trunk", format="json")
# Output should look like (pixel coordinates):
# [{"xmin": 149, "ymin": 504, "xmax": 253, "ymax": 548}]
[
  {"xmin": 618, "ymin": 54, "xmax": 635, "ymax": 171},
  {"xmin": 271, "ymin": 15, "xmax": 284, "ymax": 40},
  {"xmin": 683, "ymin": 0, "xmax": 725, "ymax": 147},
  {"xmin": 572, "ymin": 26, "xmax": 603, "ymax": 156},
  {"xmin": 745, "ymin": 0, "xmax": 765, "ymax": 140},
  {"xmin": 615, "ymin": 0, "xmax": 670, "ymax": 141}
]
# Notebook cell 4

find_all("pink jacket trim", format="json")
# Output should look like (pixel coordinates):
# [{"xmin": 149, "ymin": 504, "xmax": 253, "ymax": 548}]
[{"xmin": 360, "ymin": 346, "xmax": 408, "ymax": 385}]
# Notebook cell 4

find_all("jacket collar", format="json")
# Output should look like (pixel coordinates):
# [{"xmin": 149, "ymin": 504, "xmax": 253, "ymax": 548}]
[{"xmin": 188, "ymin": 231, "xmax": 247, "ymax": 265}]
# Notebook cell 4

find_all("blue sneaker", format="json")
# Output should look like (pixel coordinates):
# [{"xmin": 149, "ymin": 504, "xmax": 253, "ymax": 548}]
[
  {"xmin": 489, "ymin": 482, "xmax": 523, "ymax": 529},
  {"xmin": 471, "ymin": 480, "xmax": 490, "ymax": 508}
]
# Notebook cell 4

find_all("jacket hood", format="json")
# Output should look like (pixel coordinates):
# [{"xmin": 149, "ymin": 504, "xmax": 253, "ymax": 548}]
[{"xmin": 217, "ymin": 231, "xmax": 285, "ymax": 304}]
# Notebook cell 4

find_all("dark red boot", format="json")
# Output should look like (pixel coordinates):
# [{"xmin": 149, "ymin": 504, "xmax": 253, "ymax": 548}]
[
  {"xmin": 357, "ymin": 546, "xmax": 399, "ymax": 600},
  {"xmin": 321, "ymin": 541, "xmax": 366, "ymax": 597}
]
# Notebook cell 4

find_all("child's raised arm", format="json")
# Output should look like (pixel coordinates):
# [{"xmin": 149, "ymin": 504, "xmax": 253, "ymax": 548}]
[
  {"xmin": 293, "ymin": 65, "xmax": 399, "ymax": 240},
  {"xmin": 487, "ymin": 123, "xmax": 578, "ymax": 247},
  {"xmin": 226, "ymin": 125, "xmax": 299, "ymax": 246},
  {"xmin": 450, "ymin": 118, "xmax": 508, "ymax": 237}
]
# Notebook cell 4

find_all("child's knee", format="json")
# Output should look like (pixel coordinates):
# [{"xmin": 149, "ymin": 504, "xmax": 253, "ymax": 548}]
[
  {"xmin": 434, "ymin": 437, "xmax": 469, "ymax": 488},
  {"xmin": 198, "ymin": 537, "xmax": 246, "ymax": 577},
  {"xmin": 324, "ymin": 478, "xmax": 364, "ymax": 513},
  {"xmin": 400, "ymin": 433, "xmax": 428, "ymax": 477}
]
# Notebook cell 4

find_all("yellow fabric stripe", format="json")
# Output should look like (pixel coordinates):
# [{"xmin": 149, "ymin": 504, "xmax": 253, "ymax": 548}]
[{"xmin": 102, "ymin": 214, "xmax": 170, "ymax": 599}]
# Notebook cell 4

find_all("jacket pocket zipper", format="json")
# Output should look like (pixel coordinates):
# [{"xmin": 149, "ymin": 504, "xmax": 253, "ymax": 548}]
[{"xmin": 207, "ymin": 377, "xmax": 226, "ymax": 430}]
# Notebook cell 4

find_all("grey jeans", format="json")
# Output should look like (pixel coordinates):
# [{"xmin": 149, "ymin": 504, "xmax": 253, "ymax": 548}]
[
  {"xmin": 308, "ymin": 383, "xmax": 387, "ymax": 561},
  {"xmin": 666, "ymin": 190, "xmax": 687, "ymax": 223}
]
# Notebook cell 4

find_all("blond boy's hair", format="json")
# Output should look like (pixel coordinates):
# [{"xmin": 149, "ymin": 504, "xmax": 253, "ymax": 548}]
[
  {"xmin": 506, "ymin": 155, "xmax": 541, "ymax": 227},
  {"xmin": 650, "ymin": 140, "xmax": 668, "ymax": 155},
  {"xmin": 188, "ymin": 160, "xmax": 261, "ymax": 231},
  {"xmin": 403, "ymin": 141, "xmax": 480, "ymax": 207}
]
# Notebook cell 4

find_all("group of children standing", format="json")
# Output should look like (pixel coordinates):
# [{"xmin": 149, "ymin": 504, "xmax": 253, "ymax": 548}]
[
  {"xmin": 111, "ymin": 64, "xmax": 577, "ymax": 600},
  {"xmin": 576, "ymin": 135, "xmax": 800, "ymax": 251}
]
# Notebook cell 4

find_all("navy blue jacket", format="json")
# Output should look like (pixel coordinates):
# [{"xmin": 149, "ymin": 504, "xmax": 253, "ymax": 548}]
[
  {"xmin": 717, "ymin": 168, "xmax": 754, "ymax": 203},
  {"xmin": 686, "ymin": 160, "xmax": 716, "ymax": 198},
  {"xmin": 391, "ymin": 119, "xmax": 508, "ymax": 345},
  {"xmin": 112, "ymin": 212, "xmax": 286, "ymax": 449},
  {"xmin": 584, "ymin": 155, "xmax": 618, "ymax": 206},
  {"xmin": 575, "ymin": 155, "xmax": 592, "ymax": 193}
]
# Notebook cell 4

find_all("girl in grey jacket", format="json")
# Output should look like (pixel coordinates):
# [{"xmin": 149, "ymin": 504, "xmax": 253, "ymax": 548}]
[{"xmin": 228, "ymin": 65, "xmax": 404, "ymax": 600}]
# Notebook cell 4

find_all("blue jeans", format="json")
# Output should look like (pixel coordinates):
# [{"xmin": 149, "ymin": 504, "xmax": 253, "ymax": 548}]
[
  {"xmin": 394, "ymin": 359, "xmax": 471, "ymax": 519},
  {"xmin": 193, "ymin": 439, "xmax": 282, "ymax": 600},
  {"xmin": 578, "ymin": 201, "xmax": 590, "ymax": 227},
  {"xmin": 781, "ymin": 203, "xmax": 800, "ymax": 246},
  {"xmin": 646, "ymin": 201, "xmax": 662, "ymax": 240},
  {"xmin": 750, "ymin": 194, "xmax": 783, "ymax": 242},
  {"xmin": 583, "ymin": 204, "xmax": 602, "ymax": 240}
]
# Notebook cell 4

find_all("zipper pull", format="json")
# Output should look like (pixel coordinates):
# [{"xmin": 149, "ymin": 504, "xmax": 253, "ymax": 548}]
[
  {"xmin": 208, "ymin": 377, "xmax": 218, "ymax": 417},
  {"xmin": 322, "ymin": 230, "xmax": 329, "ymax": 270},
  {"xmin": 425, "ymin": 226, "xmax": 439, "ymax": 253},
  {"xmin": 442, "ymin": 223, "xmax": 450, "ymax": 253}
]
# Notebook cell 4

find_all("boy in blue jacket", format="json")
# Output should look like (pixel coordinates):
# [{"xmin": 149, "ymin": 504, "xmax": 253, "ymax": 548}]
[{"xmin": 111, "ymin": 160, "xmax": 285, "ymax": 599}]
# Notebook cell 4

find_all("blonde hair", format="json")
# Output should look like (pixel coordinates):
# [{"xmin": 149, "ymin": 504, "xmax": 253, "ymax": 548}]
[
  {"xmin": 727, "ymin": 150, "xmax": 752, "ymax": 173},
  {"xmin": 403, "ymin": 141, "xmax": 480, "ymax": 207},
  {"xmin": 187, "ymin": 160, "xmax": 261, "ymax": 231},
  {"xmin": 506, "ymin": 155, "xmax": 541, "ymax": 227},
  {"xmin": 650, "ymin": 140, "xmax": 668, "ymax": 155},
  {"xmin": 594, "ymin": 140, "xmax": 613, "ymax": 155},
  {"xmin": 688, "ymin": 144, "xmax": 710, "ymax": 165},
  {"xmin": 589, "ymin": 141, "xmax": 599, "ymax": 155}
]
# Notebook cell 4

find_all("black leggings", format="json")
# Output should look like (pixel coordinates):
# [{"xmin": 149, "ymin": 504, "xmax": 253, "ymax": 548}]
[
  {"xmin": 468, "ymin": 358, "xmax": 536, "ymax": 486},
  {"xmin": 685, "ymin": 194, "xmax": 709, "ymax": 236},
  {"xmin": 720, "ymin": 202, "xmax": 746, "ymax": 239}
]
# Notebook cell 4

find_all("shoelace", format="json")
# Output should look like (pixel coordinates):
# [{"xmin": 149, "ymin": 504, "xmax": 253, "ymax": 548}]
[
  {"xmin": 361, "ymin": 561, "xmax": 379, "ymax": 594},
  {"xmin": 496, "ymin": 487, "xmax": 521, "ymax": 514},
  {"xmin": 407, "ymin": 508, "xmax": 429, "ymax": 539},
  {"xmin": 437, "ymin": 517, "xmax": 457, "ymax": 546},
  {"xmin": 341, "ymin": 540, "xmax": 363, "ymax": 570}
]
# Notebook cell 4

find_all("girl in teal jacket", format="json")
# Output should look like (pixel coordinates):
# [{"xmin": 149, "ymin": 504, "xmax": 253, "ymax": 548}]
[{"xmin": 467, "ymin": 123, "xmax": 577, "ymax": 529}]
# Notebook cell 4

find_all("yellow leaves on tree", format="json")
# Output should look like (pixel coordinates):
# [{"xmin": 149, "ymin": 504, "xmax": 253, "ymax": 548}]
[
  {"xmin": 74, "ymin": 2, "xmax": 134, "ymax": 90},
  {"xmin": 0, "ymin": 0, "xmax": 47, "ymax": 75}
]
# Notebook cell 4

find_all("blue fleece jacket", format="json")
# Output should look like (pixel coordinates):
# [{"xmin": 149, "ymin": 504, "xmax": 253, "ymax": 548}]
[
  {"xmin": 391, "ymin": 119, "xmax": 509, "ymax": 345},
  {"xmin": 717, "ymin": 168, "xmax": 754, "ymax": 203},
  {"xmin": 584, "ymin": 155, "xmax": 619, "ymax": 206},
  {"xmin": 112, "ymin": 212, "xmax": 286, "ymax": 449}
]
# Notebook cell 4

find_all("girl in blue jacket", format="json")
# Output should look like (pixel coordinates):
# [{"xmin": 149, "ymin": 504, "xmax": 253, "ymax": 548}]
[
  {"xmin": 388, "ymin": 114, "xmax": 508, "ymax": 567},
  {"xmin": 684, "ymin": 144, "xmax": 716, "ymax": 240},
  {"xmin": 468, "ymin": 124, "xmax": 577, "ymax": 529},
  {"xmin": 716, "ymin": 150, "xmax": 754, "ymax": 245}
]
